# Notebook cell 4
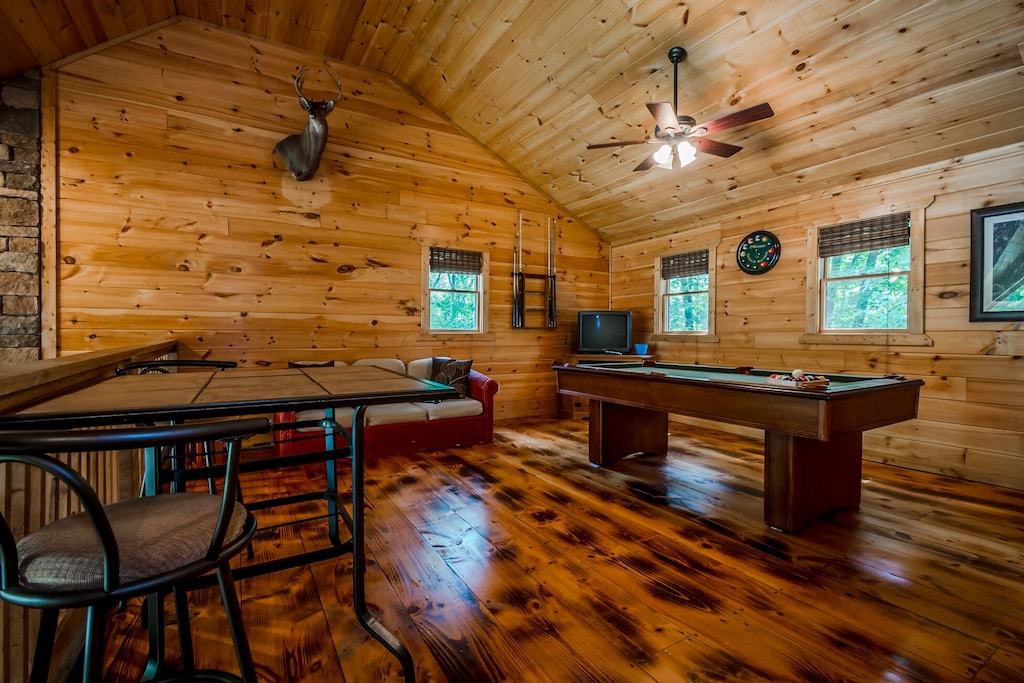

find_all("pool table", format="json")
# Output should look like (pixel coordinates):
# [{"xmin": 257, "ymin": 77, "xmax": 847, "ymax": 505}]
[{"xmin": 553, "ymin": 361, "xmax": 924, "ymax": 532}]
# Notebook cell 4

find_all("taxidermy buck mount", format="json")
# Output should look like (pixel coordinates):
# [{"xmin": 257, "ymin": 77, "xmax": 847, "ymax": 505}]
[{"xmin": 274, "ymin": 66, "xmax": 343, "ymax": 181}]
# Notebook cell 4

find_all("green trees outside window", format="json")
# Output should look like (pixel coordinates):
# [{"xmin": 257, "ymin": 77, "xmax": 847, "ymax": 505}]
[
  {"xmin": 428, "ymin": 271, "xmax": 480, "ymax": 331},
  {"xmin": 664, "ymin": 274, "xmax": 709, "ymax": 332},
  {"xmin": 822, "ymin": 245, "xmax": 910, "ymax": 330}
]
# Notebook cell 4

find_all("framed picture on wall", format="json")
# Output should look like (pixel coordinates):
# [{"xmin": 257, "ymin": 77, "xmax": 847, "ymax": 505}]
[{"xmin": 970, "ymin": 202, "xmax": 1024, "ymax": 321}]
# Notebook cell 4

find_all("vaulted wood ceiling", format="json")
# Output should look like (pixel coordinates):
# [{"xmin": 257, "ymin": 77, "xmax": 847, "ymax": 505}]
[{"xmin": 2, "ymin": 0, "xmax": 1022, "ymax": 243}]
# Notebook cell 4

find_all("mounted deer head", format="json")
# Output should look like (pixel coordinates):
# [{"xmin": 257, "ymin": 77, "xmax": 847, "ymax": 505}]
[{"xmin": 274, "ymin": 66, "xmax": 342, "ymax": 181}]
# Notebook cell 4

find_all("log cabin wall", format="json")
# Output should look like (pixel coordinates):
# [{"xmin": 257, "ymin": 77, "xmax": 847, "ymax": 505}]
[
  {"xmin": 50, "ymin": 18, "xmax": 609, "ymax": 420},
  {"xmin": 611, "ymin": 143, "xmax": 1024, "ymax": 490}
]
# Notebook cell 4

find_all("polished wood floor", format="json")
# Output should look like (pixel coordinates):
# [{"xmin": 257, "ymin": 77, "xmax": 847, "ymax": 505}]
[{"xmin": 103, "ymin": 417, "xmax": 1024, "ymax": 682}]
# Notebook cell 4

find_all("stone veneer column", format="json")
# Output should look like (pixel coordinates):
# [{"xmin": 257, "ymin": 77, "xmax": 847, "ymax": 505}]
[{"xmin": 0, "ymin": 69, "xmax": 41, "ymax": 365}]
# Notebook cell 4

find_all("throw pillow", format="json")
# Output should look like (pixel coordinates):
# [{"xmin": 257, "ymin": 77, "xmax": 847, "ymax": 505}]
[
  {"xmin": 430, "ymin": 357, "xmax": 472, "ymax": 399},
  {"xmin": 428, "ymin": 356, "xmax": 452, "ymax": 380}
]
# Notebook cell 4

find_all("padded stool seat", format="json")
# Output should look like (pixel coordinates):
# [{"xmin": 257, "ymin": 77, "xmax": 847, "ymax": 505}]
[{"xmin": 18, "ymin": 494, "xmax": 248, "ymax": 592}]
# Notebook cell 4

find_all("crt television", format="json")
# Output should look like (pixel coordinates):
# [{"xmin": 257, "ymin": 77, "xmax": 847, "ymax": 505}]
[{"xmin": 577, "ymin": 310, "xmax": 633, "ymax": 354}]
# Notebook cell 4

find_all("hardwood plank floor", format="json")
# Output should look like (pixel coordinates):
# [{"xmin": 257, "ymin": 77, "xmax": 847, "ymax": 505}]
[{"xmin": 103, "ymin": 417, "xmax": 1024, "ymax": 682}]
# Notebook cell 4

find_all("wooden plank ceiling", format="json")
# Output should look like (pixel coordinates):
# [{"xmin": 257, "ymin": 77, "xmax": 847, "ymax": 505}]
[{"xmin": 2, "ymin": 0, "xmax": 1022, "ymax": 244}]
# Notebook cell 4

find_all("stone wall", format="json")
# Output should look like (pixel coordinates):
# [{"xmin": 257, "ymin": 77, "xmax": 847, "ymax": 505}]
[{"xmin": 0, "ymin": 69, "xmax": 41, "ymax": 365}]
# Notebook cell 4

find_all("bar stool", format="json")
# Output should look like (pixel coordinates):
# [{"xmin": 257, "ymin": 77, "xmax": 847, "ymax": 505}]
[{"xmin": 0, "ymin": 418, "xmax": 271, "ymax": 683}]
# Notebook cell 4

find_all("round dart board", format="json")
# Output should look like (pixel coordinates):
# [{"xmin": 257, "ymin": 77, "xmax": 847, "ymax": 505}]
[{"xmin": 736, "ymin": 230, "xmax": 781, "ymax": 275}]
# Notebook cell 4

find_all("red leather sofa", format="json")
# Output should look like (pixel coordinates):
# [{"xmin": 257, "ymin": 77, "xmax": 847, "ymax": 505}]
[{"xmin": 272, "ymin": 367, "xmax": 498, "ymax": 459}]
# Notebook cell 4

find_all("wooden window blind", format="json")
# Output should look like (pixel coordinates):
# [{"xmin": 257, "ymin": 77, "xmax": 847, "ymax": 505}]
[
  {"xmin": 429, "ymin": 247, "xmax": 483, "ymax": 274},
  {"xmin": 661, "ymin": 250, "xmax": 709, "ymax": 279},
  {"xmin": 818, "ymin": 213, "xmax": 911, "ymax": 258}
]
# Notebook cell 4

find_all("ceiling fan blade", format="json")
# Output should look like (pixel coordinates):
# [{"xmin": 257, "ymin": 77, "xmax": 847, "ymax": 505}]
[
  {"xmin": 587, "ymin": 139, "xmax": 657, "ymax": 149},
  {"xmin": 634, "ymin": 152, "xmax": 659, "ymax": 171},
  {"xmin": 646, "ymin": 102, "xmax": 679, "ymax": 133},
  {"xmin": 696, "ymin": 103, "xmax": 774, "ymax": 135},
  {"xmin": 694, "ymin": 138, "xmax": 742, "ymax": 158}
]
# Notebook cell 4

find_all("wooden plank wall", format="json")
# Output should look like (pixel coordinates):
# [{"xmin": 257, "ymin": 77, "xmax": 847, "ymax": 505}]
[
  {"xmin": 611, "ymin": 143, "xmax": 1024, "ymax": 490},
  {"xmin": 51, "ymin": 18, "xmax": 609, "ymax": 420}
]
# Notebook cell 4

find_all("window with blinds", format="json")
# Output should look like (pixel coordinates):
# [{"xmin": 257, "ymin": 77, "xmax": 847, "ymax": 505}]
[
  {"xmin": 426, "ymin": 247, "xmax": 485, "ymax": 332},
  {"xmin": 660, "ymin": 249, "xmax": 710, "ymax": 333},
  {"xmin": 818, "ymin": 213, "xmax": 911, "ymax": 331}
]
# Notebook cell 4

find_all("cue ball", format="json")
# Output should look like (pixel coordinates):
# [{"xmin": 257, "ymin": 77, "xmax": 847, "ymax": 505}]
[{"xmin": 792, "ymin": 369, "xmax": 804, "ymax": 378}]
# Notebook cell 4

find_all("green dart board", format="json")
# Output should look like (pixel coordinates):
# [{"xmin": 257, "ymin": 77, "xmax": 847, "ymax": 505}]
[{"xmin": 736, "ymin": 231, "xmax": 781, "ymax": 275}]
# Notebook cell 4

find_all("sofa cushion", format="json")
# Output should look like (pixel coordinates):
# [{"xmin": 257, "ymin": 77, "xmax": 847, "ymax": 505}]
[
  {"xmin": 430, "ymin": 357, "xmax": 473, "ymax": 398},
  {"xmin": 295, "ymin": 402, "xmax": 428, "ymax": 430},
  {"xmin": 406, "ymin": 358, "xmax": 433, "ymax": 380},
  {"xmin": 365, "ymin": 402, "xmax": 427, "ymax": 426},
  {"xmin": 352, "ymin": 358, "xmax": 406, "ymax": 374},
  {"xmin": 413, "ymin": 398, "xmax": 483, "ymax": 420}
]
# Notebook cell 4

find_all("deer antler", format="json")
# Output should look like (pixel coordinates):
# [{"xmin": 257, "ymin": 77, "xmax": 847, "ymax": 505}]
[
  {"xmin": 293, "ymin": 66, "xmax": 310, "ymax": 99},
  {"xmin": 324, "ymin": 64, "xmax": 342, "ymax": 105},
  {"xmin": 293, "ymin": 65, "xmax": 341, "ymax": 113}
]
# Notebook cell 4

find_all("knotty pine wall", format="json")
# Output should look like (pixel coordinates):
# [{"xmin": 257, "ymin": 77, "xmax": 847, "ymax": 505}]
[
  {"xmin": 612, "ymin": 143, "xmax": 1024, "ymax": 490},
  {"xmin": 49, "ymin": 18, "xmax": 608, "ymax": 420}
]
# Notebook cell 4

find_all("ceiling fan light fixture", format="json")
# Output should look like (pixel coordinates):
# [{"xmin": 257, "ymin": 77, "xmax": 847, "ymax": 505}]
[
  {"xmin": 654, "ymin": 144, "xmax": 674, "ymax": 169},
  {"xmin": 655, "ymin": 142, "xmax": 697, "ymax": 170},
  {"xmin": 677, "ymin": 141, "xmax": 697, "ymax": 167}
]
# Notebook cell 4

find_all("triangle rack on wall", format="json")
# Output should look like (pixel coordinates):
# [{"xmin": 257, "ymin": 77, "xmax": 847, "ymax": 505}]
[{"xmin": 512, "ymin": 212, "xmax": 557, "ymax": 329}]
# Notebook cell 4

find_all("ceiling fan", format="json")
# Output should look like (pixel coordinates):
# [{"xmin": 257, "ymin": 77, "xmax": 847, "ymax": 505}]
[{"xmin": 588, "ymin": 46, "xmax": 774, "ymax": 171}]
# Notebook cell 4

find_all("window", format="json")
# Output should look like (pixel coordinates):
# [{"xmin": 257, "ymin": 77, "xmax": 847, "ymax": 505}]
[
  {"xmin": 804, "ymin": 210, "xmax": 930, "ymax": 346},
  {"xmin": 656, "ymin": 249, "xmax": 713, "ymax": 335},
  {"xmin": 425, "ymin": 246, "xmax": 487, "ymax": 333},
  {"xmin": 818, "ymin": 214, "xmax": 910, "ymax": 331}
]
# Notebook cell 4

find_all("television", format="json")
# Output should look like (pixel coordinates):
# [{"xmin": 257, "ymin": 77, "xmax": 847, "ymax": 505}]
[{"xmin": 577, "ymin": 310, "xmax": 633, "ymax": 354}]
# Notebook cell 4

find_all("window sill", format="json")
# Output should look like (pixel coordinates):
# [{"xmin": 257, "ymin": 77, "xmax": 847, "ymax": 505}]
[
  {"xmin": 799, "ymin": 333, "xmax": 933, "ymax": 346},
  {"xmin": 418, "ymin": 332, "xmax": 496, "ymax": 342},
  {"xmin": 652, "ymin": 333, "xmax": 720, "ymax": 344}
]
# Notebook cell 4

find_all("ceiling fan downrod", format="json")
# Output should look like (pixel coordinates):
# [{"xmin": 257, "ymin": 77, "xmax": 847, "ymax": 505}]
[{"xmin": 668, "ymin": 46, "xmax": 687, "ymax": 115}]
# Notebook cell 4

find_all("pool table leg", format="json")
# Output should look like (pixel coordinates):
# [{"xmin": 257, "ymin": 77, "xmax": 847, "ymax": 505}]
[
  {"xmin": 589, "ymin": 400, "xmax": 668, "ymax": 466},
  {"xmin": 764, "ymin": 431, "xmax": 863, "ymax": 532}
]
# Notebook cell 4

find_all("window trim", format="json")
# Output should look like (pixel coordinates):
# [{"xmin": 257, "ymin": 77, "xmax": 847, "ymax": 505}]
[
  {"xmin": 653, "ymin": 240, "xmax": 719, "ymax": 343},
  {"xmin": 421, "ymin": 244, "xmax": 490, "ymax": 336},
  {"xmin": 801, "ymin": 207, "xmax": 931, "ymax": 347}
]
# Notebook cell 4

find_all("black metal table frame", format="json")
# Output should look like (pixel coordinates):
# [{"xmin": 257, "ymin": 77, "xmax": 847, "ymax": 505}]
[{"xmin": 0, "ymin": 368, "xmax": 456, "ymax": 683}]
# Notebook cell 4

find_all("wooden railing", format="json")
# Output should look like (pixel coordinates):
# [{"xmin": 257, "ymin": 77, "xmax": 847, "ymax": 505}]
[
  {"xmin": 0, "ymin": 341, "xmax": 177, "ymax": 682},
  {"xmin": 0, "ymin": 341, "xmax": 177, "ymax": 413}
]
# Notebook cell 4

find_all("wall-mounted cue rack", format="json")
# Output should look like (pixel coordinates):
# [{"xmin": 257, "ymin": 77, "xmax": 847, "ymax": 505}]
[{"xmin": 512, "ymin": 211, "xmax": 557, "ymax": 329}]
